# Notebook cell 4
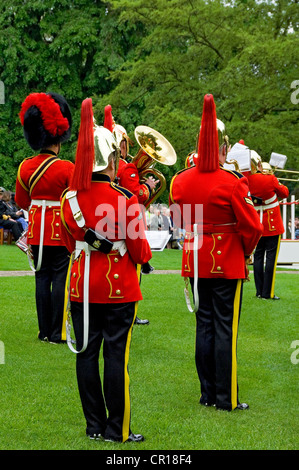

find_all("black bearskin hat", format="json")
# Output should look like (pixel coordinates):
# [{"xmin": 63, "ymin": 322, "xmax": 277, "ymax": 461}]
[{"xmin": 20, "ymin": 92, "xmax": 72, "ymax": 150}]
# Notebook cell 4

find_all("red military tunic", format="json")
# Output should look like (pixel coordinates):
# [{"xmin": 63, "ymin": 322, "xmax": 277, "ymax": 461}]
[
  {"xmin": 60, "ymin": 174, "xmax": 152, "ymax": 304},
  {"xmin": 15, "ymin": 151, "xmax": 74, "ymax": 246},
  {"xmin": 170, "ymin": 165, "xmax": 263, "ymax": 279},
  {"xmin": 117, "ymin": 158, "xmax": 151, "ymax": 205},
  {"xmin": 246, "ymin": 172, "xmax": 289, "ymax": 236}
]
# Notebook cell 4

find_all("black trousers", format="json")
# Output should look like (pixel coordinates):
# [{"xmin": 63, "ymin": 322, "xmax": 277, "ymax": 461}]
[
  {"xmin": 71, "ymin": 301, "xmax": 137, "ymax": 442},
  {"xmin": 0, "ymin": 219, "xmax": 23, "ymax": 240},
  {"xmin": 32, "ymin": 245, "xmax": 70, "ymax": 342},
  {"xmin": 191, "ymin": 277, "xmax": 243, "ymax": 410},
  {"xmin": 253, "ymin": 235, "xmax": 281, "ymax": 299}
]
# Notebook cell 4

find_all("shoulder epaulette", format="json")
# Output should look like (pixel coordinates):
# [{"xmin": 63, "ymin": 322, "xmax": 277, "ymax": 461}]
[
  {"xmin": 220, "ymin": 166, "xmax": 244, "ymax": 179},
  {"xmin": 111, "ymin": 182, "xmax": 134, "ymax": 199},
  {"xmin": 174, "ymin": 167, "xmax": 192, "ymax": 177},
  {"xmin": 169, "ymin": 167, "xmax": 193, "ymax": 204}
]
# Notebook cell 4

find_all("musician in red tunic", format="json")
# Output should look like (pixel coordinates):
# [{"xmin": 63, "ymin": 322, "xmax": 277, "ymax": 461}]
[
  {"xmin": 103, "ymin": 106, "xmax": 156, "ymax": 325},
  {"xmin": 170, "ymin": 94, "xmax": 263, "ymax": 411},
  {"xmin": 15, "ymin": 92, "xmax": 73, "ymax": 344},
  {"xmin": 60, "ymin": 98, "xmax": 151, "ymax": 443},
  {"xmin": 246, "ymin": 157, "xmax": 289, "ymax": 299}
]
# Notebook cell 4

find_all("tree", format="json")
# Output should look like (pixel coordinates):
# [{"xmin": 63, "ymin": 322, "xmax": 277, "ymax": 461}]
[
  {"xmin": 0, "ymin": 0, "xmax": 145, "ymax": 190},
  {"xmin": 94, "ymin": 0, "xmax": 298, "ymax": 202},
  {"xmin": 0, "ymin": 0, "xmax": 298, "ymax": 203}
]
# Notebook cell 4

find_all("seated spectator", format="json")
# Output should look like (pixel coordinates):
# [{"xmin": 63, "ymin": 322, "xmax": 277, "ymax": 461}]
[
  {"xmin": 2, "ymin": 190, "xmax": 28, "ymax": 231},
  {"xmin": 0, "ymin": 188, "xmax": 23, "ymax": 240}
]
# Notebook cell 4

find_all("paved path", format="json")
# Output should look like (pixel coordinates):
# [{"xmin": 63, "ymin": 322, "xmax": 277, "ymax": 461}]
[{"xmin": 0, "ymin": 269, "xmax": 298, "ymax": 277}]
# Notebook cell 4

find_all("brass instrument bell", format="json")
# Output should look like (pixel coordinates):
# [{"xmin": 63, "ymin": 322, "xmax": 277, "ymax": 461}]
[{"xmin": 131, "ymin": 125, "xmax": 177, "ymax": 207}]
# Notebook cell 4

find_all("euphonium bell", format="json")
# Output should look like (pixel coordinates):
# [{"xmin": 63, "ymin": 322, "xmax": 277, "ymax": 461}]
[{"xmin": 129, "ymin": 125, "xmax": 177, "ymax": 207}]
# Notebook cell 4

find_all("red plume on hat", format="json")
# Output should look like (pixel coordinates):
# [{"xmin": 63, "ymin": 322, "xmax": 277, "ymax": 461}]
[
  {"xmin": 104, "ymin": 105, "xmax": 115, "ymax": 132},
  {"xmin": 70, "ymin": 98, "xmax": 94, "ymax": 191},
  {"xmin": 20, "ymin": 92, "xmax": 72, "ymax": 150},
  {"xmin": 239, "ymin": 139, "xmax": 245, "ymax": 145},
  {"xmin": 196, "ymin": 94, "xmax": 219, "ymax": 172},
  {"xmin": 20, "ymin": 93, "xmax": 69, "ymax": 136}
]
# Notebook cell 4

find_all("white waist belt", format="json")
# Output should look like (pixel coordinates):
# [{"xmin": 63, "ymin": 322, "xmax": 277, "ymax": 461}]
[
  {"xmin": 254, "ymin": 201, "xmax": 279, "ymax": 211},
  {"xmin": 28, "ymin": 199, "xmax": 61, "ymax": 272},
  {"xmin": 75, "ymin": 239, "xmax": 127, "ymax": 259},
  {"xmin": 30, "ymin": 199, "xmax": 60, "ymax": 207},
  {"xmin": 264, "ymin": 194, "xmax": 277, "ymax": 204},
  {"xmin": 67, "ymin": 239, "xmax": 127, "ymax": 355}
]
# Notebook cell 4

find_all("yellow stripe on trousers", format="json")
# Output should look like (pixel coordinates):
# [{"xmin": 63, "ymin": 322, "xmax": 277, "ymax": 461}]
[
  {"xmin": 61, "ymin": 254, "xmax": 74, "ymax": 341},
  {"xmin": 122, "ymin": 264, "xmax": 141, "ymax": 442},
  {"xmin": 270, "ymin": 234, "xmax": 281, "ymax": 299},
  {"xmin": 231, "ymin": 279, "xmax": 242, "ymax": 410}
]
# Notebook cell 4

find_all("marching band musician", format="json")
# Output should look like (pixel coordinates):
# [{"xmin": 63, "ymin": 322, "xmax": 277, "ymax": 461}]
[
  {"xmin": 246, "ymin": 154, "xmax": 289, "ymax": 300},
  {"xmin": 15, "ymin": 92, "xmax": 74, "ymax": 344},
  {"xmin": 103, "ymin": 105, "xmax": 156, "ymax": 324},
  {"xmin": 60, "ymin": 98, "xmax": 151, "ymax": 443},
  {"xmin": 169, "ymin": 94, "xmax": 263, "ymax": 411}
]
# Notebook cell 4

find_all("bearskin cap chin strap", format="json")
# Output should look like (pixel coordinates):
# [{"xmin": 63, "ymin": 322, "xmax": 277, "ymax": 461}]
[
  {"xmin": 196, "ymin": 94, "xmax": 219, "ymax": 173},
  {"xmin": 70, "ymin": 98, "xmax": 95, "ymax": 191}
]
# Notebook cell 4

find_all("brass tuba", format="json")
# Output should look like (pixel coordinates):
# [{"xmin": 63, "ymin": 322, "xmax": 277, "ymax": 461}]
[{"xmin": 130, "ymin": 125, "xmax": 177, "ymax": 207}]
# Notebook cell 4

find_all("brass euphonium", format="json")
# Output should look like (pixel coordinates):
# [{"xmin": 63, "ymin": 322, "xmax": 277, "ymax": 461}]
[{"xmin": 129, "ymin": 125, "xmax": 177, "ymax": 207}]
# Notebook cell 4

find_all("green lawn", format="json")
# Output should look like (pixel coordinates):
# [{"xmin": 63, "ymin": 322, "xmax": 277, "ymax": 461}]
[{"xmin": 0, "ymin": 246, "xmax": 298, "ymax": 450}]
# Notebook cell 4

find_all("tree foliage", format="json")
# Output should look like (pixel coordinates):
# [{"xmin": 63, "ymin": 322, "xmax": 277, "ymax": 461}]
[
  {"xmin": 0, "ymin": 0, "xmax": 144, "ymax": 189},
  {"xmin": 0, "ymin": 0, "xmax": 298, "ymax": 200}
]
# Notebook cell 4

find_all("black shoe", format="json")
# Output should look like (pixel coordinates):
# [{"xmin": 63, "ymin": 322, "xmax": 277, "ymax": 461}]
[
  {"xmin": 236, "ymin": 403, "xmax": 249, "ymax": 410},
  {"xmin": 134, "ymin": 317, "xmax": 149, "ymax": 325},
  {"xmin": 141, "ymin": 262, "xmax": 154, "ymax": 274},
  {"xmin": 126, "ymin": 433, "xmax": 144, "ymax": 442},
  {"xmin": 200, "ymin": 401, "xmax": 216, "ymax": 407},
  {"xmin": 216, "ymin": 402, "xmax": 249, "ymax": 411},
  {"xmin": 88, "ymin": 433, "xmax": 102, "ymax": 440},
  {"xmin": 262, "ymin": 295, "xmax": 280, "ymax": 300},
  {"xmin": 49, "ymin": 339, "xmax": 67, "ymax": 344},
  {"xmin": 105, "ymin": 433, "xmax": 144, "ymax": 443},
  {"xmin": 38, "ymin": 336, "xmax": 49, "ymax": 342},
  {"xmin": 256, "ymin": 294, "xmax": 262, "ymax": 298},
  {"xmin": 199, "ymin": 397, "xmax": 216, "ymax": 407}
]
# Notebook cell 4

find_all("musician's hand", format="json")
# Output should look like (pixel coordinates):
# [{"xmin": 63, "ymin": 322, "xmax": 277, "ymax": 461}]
[{"xmin": 145, "ymin": 176, "xmax": 159, "ymax": 190}]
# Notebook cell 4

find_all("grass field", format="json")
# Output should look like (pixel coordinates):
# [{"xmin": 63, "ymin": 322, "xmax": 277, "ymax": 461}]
[{"xmin": 0, "ymin": 245, "xmax": 298, "ymax": 451}]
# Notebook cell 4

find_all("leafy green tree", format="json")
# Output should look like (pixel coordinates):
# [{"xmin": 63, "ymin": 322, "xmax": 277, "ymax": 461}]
[
  {"xmin": 95, "ymin": 0, "xmax": 298, "ymax": 202},
  {"xmin": 0, "ymin": 0, "xmax": 298, "ymax": 205},
  {"xmin": 0, "ymin": 0, "xmax": 144, "ymax": 190}
]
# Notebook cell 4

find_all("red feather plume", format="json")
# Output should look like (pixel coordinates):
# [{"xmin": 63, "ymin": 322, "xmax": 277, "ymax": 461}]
[
  {"xmin": 103, "ymin": 105, "xmax": 115, "ymax": 132},
  {"xmin": 70, "ymin": 98, "xmax": 95, "ymax": 191},
  {"xmin": 196, "ymin": 94, "xmax": 219, "ymax": 172},
  {"xmin": 20, "ymin": 93, "xmax": 69, "ymax": 136}
]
